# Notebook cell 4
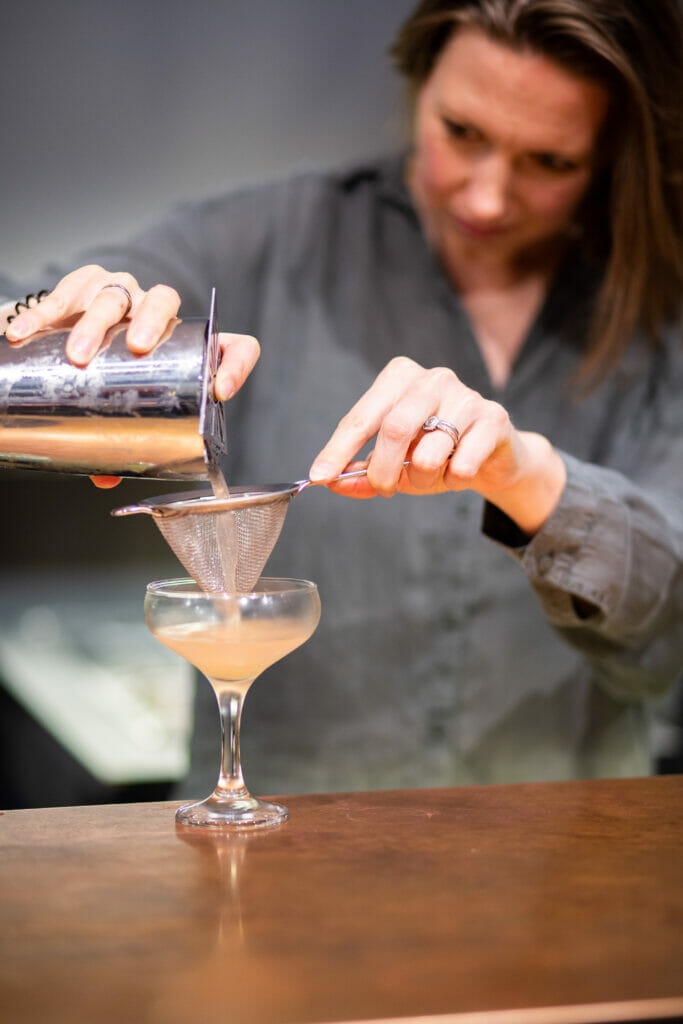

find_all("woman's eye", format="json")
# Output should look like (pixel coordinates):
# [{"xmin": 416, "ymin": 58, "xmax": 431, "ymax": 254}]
[
  {"xmin": 443, "ymin": 120, "xmax": 480, "ymax": 142},
  {"xmin": 534, "ymin": 152, "xmax": 579, "ymax": 174}
]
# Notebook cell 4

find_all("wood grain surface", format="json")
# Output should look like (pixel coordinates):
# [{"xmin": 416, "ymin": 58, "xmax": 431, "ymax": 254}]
[{"xmin": 1, "ymin": 776, "xmax": 681, "ymax": 1024}]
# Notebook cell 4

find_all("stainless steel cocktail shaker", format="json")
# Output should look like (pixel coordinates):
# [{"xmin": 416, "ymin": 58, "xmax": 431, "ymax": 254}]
[{"xmin": 0, "ymin": 290, "xmax": 225, "ymax": 479}]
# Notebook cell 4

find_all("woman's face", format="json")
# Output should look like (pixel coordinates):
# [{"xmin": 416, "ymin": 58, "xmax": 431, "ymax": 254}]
[{"xmin": 408, "ymin": 27, "xmax": 609, "ymax": 270}]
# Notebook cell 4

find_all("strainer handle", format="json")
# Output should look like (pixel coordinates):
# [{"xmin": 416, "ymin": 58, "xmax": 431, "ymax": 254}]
[
  {"xmin": 296, "ymin": 460, "xmax": 411, "ymax": 493},
  {"xmin": 111, "ymin": 503, "xmax": 158, "ymax": 517}
]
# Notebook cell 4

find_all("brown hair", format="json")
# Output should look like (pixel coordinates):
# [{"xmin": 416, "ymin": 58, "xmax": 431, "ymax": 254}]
[{"xmin": 392, "ymin": 0, "xmax": 683, "ymax": 385}]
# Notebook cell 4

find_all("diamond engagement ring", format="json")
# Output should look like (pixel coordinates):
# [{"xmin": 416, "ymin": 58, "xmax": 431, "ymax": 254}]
[
  {"xmin": 422, "ymin": 415, "xmax": 460, "ymax": 447},
  {"xmin": 98, "ymin": 283, "xmax": 133, "ymax": 317}
]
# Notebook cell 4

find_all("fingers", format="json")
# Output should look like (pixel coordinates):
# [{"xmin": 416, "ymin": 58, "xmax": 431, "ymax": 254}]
[
  {"xmin": 6, "ymin": 268, "xmax": 255, "ymax": 399},
  {"xmin": 5, "ymin": 265, "xmax": 108, "ymax": 343},
  {"xmin": 66, "ymin": 272, "xmax": 146, "ymax": 365},
  {"xmin": 371, "ymin": 367, "xmax": 460, "ymax": 495},
  {"xmin": 5, "ymin": 267, "xmax": 181, "ymax": 368},
  {"xmin": 309, "ymin": 356, "xmax": 423, "ymax": 483},
  {"xmin": 214, "ymin": 333, "xmax": 261, "ymax": 401},
  {"xmin": 90, "ymin": 475, "xmax": 123, "ymax": 489},
  {"xmin": 125, "ymin": 284, "xmax": 181, "ymax": 356},
  {"xmin": 322, "ymin": 460, "xmax": 378, "ymax": 500},
  {"xmin": 66, "ymin": 274, "xmax": 179, "ymax": 366},
  {"xmin": 442, "ymin": 400, "xmax": 516, "ymax": 491},
  {"xmin": 310, "ymin": 358, "xmax": 466, "ymax": 498},
  {"xmin": 310, "ymin": 355, "xmax": 522, "ymax": 504},
  {"xmin": 368, "ymin": 377, "xmax": 517, "ymax": 498}
]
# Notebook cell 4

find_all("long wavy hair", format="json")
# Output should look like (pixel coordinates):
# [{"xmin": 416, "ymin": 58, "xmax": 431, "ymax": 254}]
[{"xmin": 392, "ymin": 0, "xmax": 683, "ymax": 385}]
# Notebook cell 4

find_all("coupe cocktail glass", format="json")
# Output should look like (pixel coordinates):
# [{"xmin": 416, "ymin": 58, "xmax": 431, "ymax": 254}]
[{"xmin": 145, "ymin": 577, "xmax": 320, "ymax": 828}]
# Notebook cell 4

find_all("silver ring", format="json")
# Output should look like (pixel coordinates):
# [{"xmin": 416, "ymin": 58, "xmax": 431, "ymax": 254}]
[
  {"xmin": 98, "ymin": 283, "xmax": 133, "ymax": 317},
  {"xmin": 422, "ymin": 415, "xmax": 460, "ymax": 447}
]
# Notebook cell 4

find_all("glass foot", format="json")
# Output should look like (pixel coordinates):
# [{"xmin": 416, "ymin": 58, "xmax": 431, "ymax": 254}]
[{"xmin": 175, "ymin": 790, "xmax": 289, "ymax": 829}]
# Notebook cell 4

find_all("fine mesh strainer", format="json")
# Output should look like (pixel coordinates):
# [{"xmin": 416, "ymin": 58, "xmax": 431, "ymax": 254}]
[{"xmin": 112, "ymin": 468, "xmax": 371, "ymax": 593}]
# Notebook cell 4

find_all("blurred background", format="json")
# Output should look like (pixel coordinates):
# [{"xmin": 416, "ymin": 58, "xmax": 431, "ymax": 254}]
[
  {"xmin": 5, "ymin": 0, "xmax": 414, "ymax": 275},
  {"xmin": 0, "ymin": 0, "xmax": 415, "ymax": 807}
]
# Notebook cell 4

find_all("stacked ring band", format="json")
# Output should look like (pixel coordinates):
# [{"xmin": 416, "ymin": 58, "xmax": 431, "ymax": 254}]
[
  {"xmin": 98, "ymin": 283, "xmax": 133, "ymax": 317},
  {"xmin": 422, "ymin": 415, "xmax": 460, "ymax": 446}
]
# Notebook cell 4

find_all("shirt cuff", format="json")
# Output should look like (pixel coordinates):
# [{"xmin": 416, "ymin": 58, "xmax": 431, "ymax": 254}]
[{"xmin": 482, "ymin": 452, "xmax": 637, "ymax": 628}]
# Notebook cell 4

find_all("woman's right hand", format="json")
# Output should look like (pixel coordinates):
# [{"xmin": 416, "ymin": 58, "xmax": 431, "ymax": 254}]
[
  {"xmin": 6, "ymin": 265, "xmax": 181, "ymax": 364},
  {"xmin": 5, "ymin": 264, "xmax": 260, "ymax": 402},
  {"xmin": 5, "ymin": 265, "xmax": 260, "ymax": 487}
]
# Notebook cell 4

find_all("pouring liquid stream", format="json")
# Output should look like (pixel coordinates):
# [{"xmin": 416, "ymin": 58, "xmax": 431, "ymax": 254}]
[{"xmin": 207, "ymin": 462, "xmax": 239, "ymax": 593}]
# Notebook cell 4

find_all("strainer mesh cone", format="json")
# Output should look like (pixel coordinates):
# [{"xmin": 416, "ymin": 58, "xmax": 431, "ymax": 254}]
[{"xmin": 154, "ymin": 496, "xmax": 292, "ymax": 593}]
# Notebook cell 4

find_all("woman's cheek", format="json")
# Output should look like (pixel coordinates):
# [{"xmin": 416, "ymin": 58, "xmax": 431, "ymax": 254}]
[
  {"xmin": 417, "ymin": 138, "xmax": 454, "ymax": 203},
  {"xmin": 534, "ymin": 173, "xmax": 593, "ymax": 225}
]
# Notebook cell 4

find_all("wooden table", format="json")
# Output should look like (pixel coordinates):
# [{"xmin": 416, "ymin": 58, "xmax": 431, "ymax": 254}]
[{"xmin": 1, "ymin": 776, "xmax": 682, "ymax": 1024}]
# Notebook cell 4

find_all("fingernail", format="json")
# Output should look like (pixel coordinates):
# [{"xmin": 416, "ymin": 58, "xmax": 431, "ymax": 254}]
[
  {"xmin": 215, "ymin": 377, "xmax": 235, "ymax": 402},
  {"xmin": 308, "ymin": 461, "xmax": 333, "ymax": 482},
  {"xmin": 127, "ymin": 328, "xmax": 154, "ymax": 351},
  {"xmin": 67, "ymin": 336, "xmax": 94, "ymax": 362},
  {"xmin": 6, "ymin": 314, "xmax": 34, "ymax": 339}
]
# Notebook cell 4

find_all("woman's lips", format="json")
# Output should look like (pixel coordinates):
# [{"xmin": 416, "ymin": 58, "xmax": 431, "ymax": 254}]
[{"xmin": 451, "ymin": 213, "xmax": 510, "ymax": 239}]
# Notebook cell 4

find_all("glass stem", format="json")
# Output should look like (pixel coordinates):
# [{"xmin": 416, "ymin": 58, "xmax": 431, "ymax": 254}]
[{"xmin": 212, "ymin": 682, "xmax": 254, "ymax": 798}]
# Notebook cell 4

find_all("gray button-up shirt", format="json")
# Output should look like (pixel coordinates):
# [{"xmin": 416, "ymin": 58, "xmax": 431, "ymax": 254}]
[{"xmin": 4, "ymin": 156, "xmax": 682, "ymax": 794}]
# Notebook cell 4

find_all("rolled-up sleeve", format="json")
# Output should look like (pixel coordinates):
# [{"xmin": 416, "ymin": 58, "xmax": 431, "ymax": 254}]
[{"xmin": 482, "ymin": 452, "xmax": 683, "ymax": 700}]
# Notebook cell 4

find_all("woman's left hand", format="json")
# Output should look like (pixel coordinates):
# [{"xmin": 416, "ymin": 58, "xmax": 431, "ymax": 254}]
[{"xmin": 308, "ymin": 356, "xmax": 567, "ymax": 536}]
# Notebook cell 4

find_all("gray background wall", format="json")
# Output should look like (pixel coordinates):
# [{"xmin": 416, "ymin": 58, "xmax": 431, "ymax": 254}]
[{"xmin": 4, "ymin": 0, "xmax": 413, "ymax": 277}]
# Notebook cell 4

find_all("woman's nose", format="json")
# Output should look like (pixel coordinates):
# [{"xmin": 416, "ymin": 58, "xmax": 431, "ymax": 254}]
[{"xmin": 462, "ymin": 155, "xmax": 511, "ymax": 222}]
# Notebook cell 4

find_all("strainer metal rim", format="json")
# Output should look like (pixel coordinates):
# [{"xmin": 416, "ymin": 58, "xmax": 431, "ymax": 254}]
[{"xmin": 111, "ymin": 483, "xmax": 299, "ymax": 519}]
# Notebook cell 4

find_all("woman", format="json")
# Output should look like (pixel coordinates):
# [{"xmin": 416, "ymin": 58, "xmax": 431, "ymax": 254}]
[{"xmin": 3, "ymin": 0, "xmax": 682, "ymax": 794}]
